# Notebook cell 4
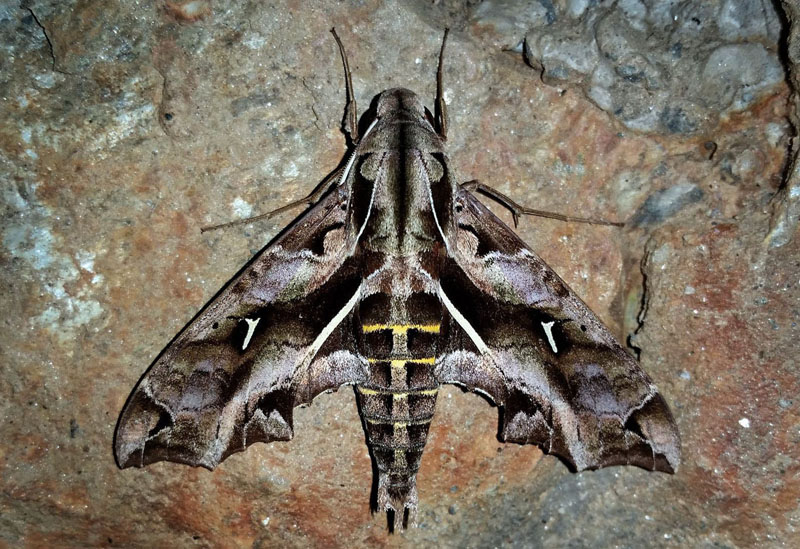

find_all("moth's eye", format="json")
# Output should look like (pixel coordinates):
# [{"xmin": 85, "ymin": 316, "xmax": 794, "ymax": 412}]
[
  {"xmin": 212, "ymin": 322, "xmax": 219, "ymax": 330},
  {"xmin": 580, "ymin": 324, "xmax": 587, "ymax": 332}
]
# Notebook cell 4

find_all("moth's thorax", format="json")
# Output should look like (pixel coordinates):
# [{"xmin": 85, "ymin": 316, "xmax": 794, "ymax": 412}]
[
  {"xmin": 356, "ymin": 151, "xmax": 443, "ymax": 254},
  {"xmin": 351, "ymin": 91, "xmax": 454, "ymax": 258}
]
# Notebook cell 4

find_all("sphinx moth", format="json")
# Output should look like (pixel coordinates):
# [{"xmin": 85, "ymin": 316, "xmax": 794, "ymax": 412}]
[{"xmin": 114, "ymin": 29, "xmax": 680, "ymax": 530}]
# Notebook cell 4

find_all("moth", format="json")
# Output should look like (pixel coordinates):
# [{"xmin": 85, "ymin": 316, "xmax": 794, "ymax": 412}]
[{"xmin": 115, "ymin": 29, "xmax": 680, "ymax": 530}]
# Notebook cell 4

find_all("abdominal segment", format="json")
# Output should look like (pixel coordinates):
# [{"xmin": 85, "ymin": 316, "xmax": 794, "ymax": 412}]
[{"xmin": 355, "ymin": 290, "xmax": 442, "ymax": 519}]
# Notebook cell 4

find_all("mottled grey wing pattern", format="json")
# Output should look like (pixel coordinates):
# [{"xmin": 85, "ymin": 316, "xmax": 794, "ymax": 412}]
[
  {"xmin": 115, "ymin": 187, "xmax": 366, "ymax": 469},
  {"xmin": 436, "ymin": 188, "xmax": 680, "ymax": 473}
]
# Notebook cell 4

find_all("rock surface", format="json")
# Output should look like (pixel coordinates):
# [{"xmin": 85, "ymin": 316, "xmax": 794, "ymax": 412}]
[
  {"xmin": 1, "ymin": 0, "xmax": 797, "ymax": 547},
  {"xmin": 495, "ymin": 0, "xmax": 784, "ymax": 135}
]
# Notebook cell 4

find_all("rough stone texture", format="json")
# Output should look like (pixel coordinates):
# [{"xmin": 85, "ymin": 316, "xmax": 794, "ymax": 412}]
[
  {"xmin": 508, "ymin": 0, "xmax": 784, "ymax": 136},
  {"xmin": 1, "ymin": 0, "xmax": 797, "ymax": 547}
]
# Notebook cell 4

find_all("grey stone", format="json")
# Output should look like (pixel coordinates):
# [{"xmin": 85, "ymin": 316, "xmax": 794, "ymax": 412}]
[
  {"xmin": 630, "ymin": 183, "xmax": 705, "ymax": 225},
  {"xmin": 514, "ymin": 0, "xmax": 784, "ymax": 133}
]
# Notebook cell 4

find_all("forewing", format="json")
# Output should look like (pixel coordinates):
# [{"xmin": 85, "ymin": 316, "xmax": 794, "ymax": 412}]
[
  {"xmin": 115, "ymin": 187, "xmax": 366, "ymax": 469},
  {"xmin": 435, "ymin": 188, "xmax": 680, "ymax": 473}
]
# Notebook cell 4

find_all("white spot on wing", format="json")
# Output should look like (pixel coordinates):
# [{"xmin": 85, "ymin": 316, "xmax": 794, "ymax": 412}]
[
  {"xmin": 242, "ymin": 317, "xmax": 261, "ymax": 350},
  {"xmin": 541, "ymin": 321, "xmax": 558, "ymax": 353}
]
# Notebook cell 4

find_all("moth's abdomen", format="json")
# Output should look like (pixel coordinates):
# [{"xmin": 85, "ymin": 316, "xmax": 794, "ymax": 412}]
[{"xmin": 355, "ymin": 291, "xmax": 442, "ymax": 519}]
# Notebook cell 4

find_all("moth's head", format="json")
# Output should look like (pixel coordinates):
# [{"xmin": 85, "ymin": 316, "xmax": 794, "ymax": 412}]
[{"xmin": 375, "ymin": 88, "xmax": 432, "ymax": 124}]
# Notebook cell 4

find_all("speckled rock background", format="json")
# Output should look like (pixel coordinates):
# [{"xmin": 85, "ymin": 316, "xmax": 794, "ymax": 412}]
[{"xmin": 2, "ymin": 0, "xmax": 798, "ymax": 547}]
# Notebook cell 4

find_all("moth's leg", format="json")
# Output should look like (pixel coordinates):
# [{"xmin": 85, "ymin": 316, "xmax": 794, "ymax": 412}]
[
  {"xmin": 435, "ymin": 28, "xmax": 450, "ymax": 140},
  {"xmin": 460, "ymin": 179, "xmax": 624, "ymax": 228},
  {"xmin": 330, "ymin": 28, "xmax": 358, "ymax": 144},
  {"xmin": 200, "ymin": 168, "xmax": 343, "ymax": 233}
]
